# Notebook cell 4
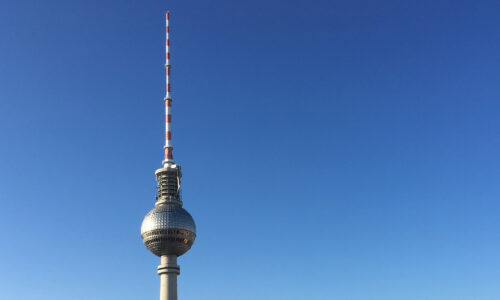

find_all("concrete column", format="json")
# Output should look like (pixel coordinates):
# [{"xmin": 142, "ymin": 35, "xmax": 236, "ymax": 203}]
[{"xmin": 158, "ymin": 255, "xmax": 180, "ymax": 300}]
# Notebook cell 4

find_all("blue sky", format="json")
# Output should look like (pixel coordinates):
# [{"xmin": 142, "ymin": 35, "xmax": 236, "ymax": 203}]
[{"xmin": 1, "ymin": 0, "xmax": 499, "ymax": 299}]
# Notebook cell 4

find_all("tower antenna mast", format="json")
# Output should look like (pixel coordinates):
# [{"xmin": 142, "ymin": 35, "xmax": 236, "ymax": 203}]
[{"xmin": 164, "ymin": 11, "xmax": 173, "ymax": 167}]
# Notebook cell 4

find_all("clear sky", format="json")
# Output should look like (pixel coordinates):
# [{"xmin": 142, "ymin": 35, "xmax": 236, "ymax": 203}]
[{"xmin": 0, "ymin": 0, "xmax": 499, "ymax": 299}]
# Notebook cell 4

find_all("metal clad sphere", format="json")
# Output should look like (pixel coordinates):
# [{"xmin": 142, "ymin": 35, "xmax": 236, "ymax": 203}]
[{"xmin": 141, "ymin": 204, "xmax": 196, "ymax": 256}]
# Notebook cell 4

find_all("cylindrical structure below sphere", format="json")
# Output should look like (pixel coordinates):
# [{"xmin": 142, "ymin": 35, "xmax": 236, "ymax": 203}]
[{"xmin": 158, "ymin": 255, "xmax": 179, "ymax": 300}]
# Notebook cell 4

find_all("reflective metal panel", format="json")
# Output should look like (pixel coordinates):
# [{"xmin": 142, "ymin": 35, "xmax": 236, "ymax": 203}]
[{"xmin": 141, "ymin": 204, "xmax": 196, "ymax": 256}]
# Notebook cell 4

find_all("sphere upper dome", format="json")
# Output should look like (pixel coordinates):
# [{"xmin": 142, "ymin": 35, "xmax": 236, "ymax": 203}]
[{"xmin": 141, "ymin": 204, "xmax": 196, "ymax": 257}]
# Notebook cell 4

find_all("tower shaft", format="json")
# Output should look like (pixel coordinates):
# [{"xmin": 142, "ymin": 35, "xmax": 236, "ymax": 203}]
[{"xmin": 158, "ymin": 255, "xmax": 180, "ymax": 300}]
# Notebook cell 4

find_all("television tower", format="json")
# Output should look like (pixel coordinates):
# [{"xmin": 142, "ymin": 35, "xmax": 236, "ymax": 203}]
[{"xmin": 141, "ymin": 12, "xmax": 196, "ymax": 300}]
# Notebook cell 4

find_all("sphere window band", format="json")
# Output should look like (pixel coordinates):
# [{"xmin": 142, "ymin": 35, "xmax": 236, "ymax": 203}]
[
  {"xmin": 142, "ymin": 229, "xmax": 195, "ymax": 239},
  {"xmin": 144, "ymin": 237, "xmax": 194, "ymax": 247}
]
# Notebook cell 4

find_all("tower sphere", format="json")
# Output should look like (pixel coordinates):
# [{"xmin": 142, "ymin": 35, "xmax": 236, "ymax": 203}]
[{"xmin": 141, "ymin": 204, "xmax": 196, "ymax": 257}]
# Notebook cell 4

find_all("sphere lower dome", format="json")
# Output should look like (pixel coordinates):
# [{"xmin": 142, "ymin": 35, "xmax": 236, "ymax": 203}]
[{"xmin": 141, "ymin": 204, "xmax": 196, "ymax": 257}]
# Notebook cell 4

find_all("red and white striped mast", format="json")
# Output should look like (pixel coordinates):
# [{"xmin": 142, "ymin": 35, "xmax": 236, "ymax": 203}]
[{"xmin": 163, "ymin": 11, "xmax": 174, "ymax": 168}]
